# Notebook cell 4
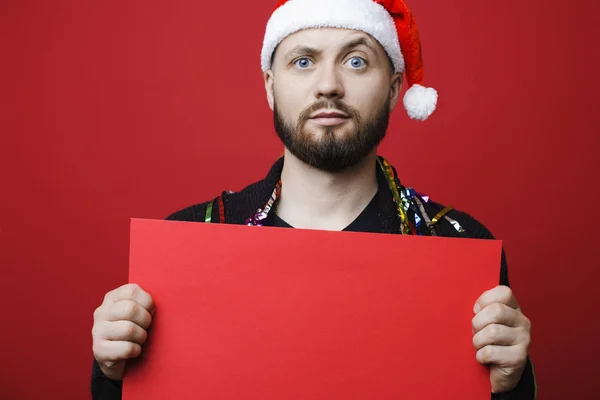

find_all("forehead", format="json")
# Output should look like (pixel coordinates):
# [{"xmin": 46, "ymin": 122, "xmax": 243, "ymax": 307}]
[{"xmin": 276, "ymin": 28, "xmax": 385, "ymax": 56}]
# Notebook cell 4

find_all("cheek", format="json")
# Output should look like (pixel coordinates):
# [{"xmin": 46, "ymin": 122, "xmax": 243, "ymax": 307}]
[
  {"xmin": 349, "ymin": 84, "xmax": 389, "ymax": 118},
  {"xmin": 274, "ymin": 83, "xmax": 309, "ymax": 120}
]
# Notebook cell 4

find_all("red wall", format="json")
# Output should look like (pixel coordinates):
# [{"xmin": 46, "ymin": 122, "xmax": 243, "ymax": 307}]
[{"xmin": 1, "ymin": 0, "xmax": 599, "ymax": 398}]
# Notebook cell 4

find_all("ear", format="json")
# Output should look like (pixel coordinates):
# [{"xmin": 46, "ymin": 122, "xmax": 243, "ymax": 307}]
[
  {"xmin": 388, "ymin": 72, "xmax": 403, "ymax": 112},
  {"xmin": 264, "ymin": 70, "xmax": 275, "ymax": 111}
]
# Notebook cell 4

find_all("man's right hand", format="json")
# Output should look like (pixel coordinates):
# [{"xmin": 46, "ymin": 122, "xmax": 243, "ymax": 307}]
[{"xmin": 92, "ymin": 283, "xmax": 155, "ymax": 381}]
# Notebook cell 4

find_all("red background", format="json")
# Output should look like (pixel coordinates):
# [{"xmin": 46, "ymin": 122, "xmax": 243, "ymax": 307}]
[{"xmin": 1, "ymin": 0, "xmax": 598, "ymax": 398}]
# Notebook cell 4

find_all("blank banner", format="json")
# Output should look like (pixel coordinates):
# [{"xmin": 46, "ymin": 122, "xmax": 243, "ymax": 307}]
[{"xmin": 124, "ymin": 218, "xmax": 500, "ymax": 399}]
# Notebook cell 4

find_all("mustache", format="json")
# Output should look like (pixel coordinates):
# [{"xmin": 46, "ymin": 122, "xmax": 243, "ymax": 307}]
[{"xmin": 298, "ymin": 100, "xmax": 362, "ymax": 125}]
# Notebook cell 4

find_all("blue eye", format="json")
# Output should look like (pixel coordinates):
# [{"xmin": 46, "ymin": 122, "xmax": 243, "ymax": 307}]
[
  {"xmin": 294, "ymin": 58, "xmax": 312, "ymax": 69},
  {"xmin": 347, "ymin": 57, "xmax": 366, "ymax": 69}
]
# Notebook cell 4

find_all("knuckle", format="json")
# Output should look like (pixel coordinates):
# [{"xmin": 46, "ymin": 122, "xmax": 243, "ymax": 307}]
[
  {"xmin": 92, "ymin": 341, "xmax": 101, "ymax": 358},
  {"xmin": 488, "ymin": 323, "xmax": 499, "ymax": 339},
  {"xmin": 121, "ymin": 285, "xmax": 138, "ymax": 299},
  {"xmin": 93, "ymin": 306, "xmax": 103, "ymax": 321},
  {"xmin": 122, "ymin": 301, "xmax": 137, "ymax": 320},
  {"xmin": 123, "ymin": 342, "xmax": 134, "ymax": 355},
  {"xmin": 147, "ymin": 296, "xmax": 155, "ymax": 311},
  {"xmin": 93, "ymin": 340, "xmax": 109, "ymax": 360},
  {"xmin": 140, "ymin": 328, "xmax": 148, "ymax": 344},
  {"xmin": 477, "ymin": 347, "xmax": 489, "ymax": 363},
  {"xmin": 492, "ymin": 303, "xmax": 504, "ymax": 320},
  {"xmin": 483, "ymin": 346, "xmax": 494, "ymax": 360},
  {"xmin": 125, "ymin": 342, "xmax": 141, "ymax": 358},
  {"xmin": 118, "ymin": 283, "xmax": 141, "ymax": 299},
  {"xmin": 119, "ymin": 342, "xmax": 133, "ymax": 359},
  {"xmin": 472, "ymin": 333, "xmax": 482, "ymax": 349},
  {"xmin": 103, "ymin": 287, "xmax": 119, "ymax": 302},
  {"xmin": 127, "ymin": 283, "xmax": 141, "ymax": 291},
  {"xmin": 122, "ymin": 321, "xmax": 136, "ymax": 337},
  {"xmin": 147, "ymin": 313, "xmax": 154, "ymax": 327},
  {"xmin": 522, "ymin": 331, "xmax": 532, "ymax": 348},
  {"xmin": 92, "ymin": 320, "xmax": 106, "ymax": 339},
  {"xmin": 522, "ymin": 316, "xmax": 532, "ymax": 332},
  {"xmin": 500, "ymin": 285, "xmax": 513, "ymax": 297}
]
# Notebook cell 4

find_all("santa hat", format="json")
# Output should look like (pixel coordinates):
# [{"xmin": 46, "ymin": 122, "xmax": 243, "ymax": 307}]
[{"xmin": 260, "ymin": 0, "xmax": 437, "ymax": 121}]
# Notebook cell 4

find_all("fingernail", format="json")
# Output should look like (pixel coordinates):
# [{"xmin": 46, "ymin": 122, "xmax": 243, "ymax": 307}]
[{"xmin": 474, "ymin": 302, "xmax": 481, "ymax": 314}]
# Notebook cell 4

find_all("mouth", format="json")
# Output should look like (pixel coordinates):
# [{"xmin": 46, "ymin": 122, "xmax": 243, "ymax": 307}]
[
  {"xmin": 310, "ymin": 110, "xmax": 350, "ymax": 118},
  {"xmin": 309, "ymin": 110, "xmax": 351, "ymax": 126}
]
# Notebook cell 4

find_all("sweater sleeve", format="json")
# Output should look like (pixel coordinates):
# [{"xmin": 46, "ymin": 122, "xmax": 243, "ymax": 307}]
[
  {"xmin": 90, "ymin": 359, "xmax": 122, "ymax": 400},
  {"xmin": 490, "ymin": 358, "xmax": 537, "ymax": 400}
]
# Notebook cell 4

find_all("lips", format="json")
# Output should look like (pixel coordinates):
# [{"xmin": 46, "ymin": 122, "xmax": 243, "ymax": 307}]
[
  {"xmin": 310, "ymin": 111, "xmax": 349, "ymax": 119},
  {"xmin": 308, "ymin": 111, "xmax": 351, "ymax": 127}
]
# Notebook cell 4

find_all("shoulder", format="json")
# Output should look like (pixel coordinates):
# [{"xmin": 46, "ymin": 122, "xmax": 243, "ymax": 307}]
[
  {"xmin": 165, "ymin": 178, "xmax": 274, "ymax": 224},
  {"xmin": 165, "ymin": 200, "xmax": 213, "ymax": 222},
  {"xmin": 417, "ymin": 195, "xmax": 497, "ymax": 240},
  {"xmin": 418, "ymin": 196, "xmax": 510, "ymax": 285}
]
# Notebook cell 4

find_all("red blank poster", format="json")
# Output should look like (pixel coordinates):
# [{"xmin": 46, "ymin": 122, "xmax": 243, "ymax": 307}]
[{"xmin": 124, "ymin": 218, "xmax": 501, "ymax": 399}]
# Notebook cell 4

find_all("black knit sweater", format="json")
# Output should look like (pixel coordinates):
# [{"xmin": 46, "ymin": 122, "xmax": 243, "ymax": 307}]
[{"xmin": 91, "ymin": 157, "xmax": 536, "ymax": 399}]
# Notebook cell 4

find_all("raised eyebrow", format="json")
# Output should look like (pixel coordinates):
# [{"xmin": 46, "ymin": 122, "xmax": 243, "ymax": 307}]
[
  {"xmin": 339, "ymin": 37, "xmax": 379, "ymax": 57},
  {"xmin": 282, "ymin": 38, "xmax": 375, "ymax": 62},
  {"xmin": 284, "ymin": 46, "xmax": 321, "ymax": 61}
]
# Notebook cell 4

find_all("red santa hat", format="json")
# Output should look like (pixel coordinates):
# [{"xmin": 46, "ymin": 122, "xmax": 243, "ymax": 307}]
[{"xmin": 261, "ymin": 0, "xmax": 437, "ymax": 121}]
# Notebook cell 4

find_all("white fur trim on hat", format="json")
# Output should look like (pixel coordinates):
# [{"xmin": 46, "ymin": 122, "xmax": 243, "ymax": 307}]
[{"xmin": 261, "ymin": 0, "xmax": 405, "ymax": 73}]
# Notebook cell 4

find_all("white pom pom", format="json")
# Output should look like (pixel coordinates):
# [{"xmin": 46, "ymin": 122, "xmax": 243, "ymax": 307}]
[{"xmin": 403, "ymin": 84, "xmax": 438, "ymax": 121}]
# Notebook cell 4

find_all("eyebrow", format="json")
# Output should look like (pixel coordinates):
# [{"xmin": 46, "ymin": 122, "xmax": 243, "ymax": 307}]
[
  {"xmin": 283, "ymin": 36, "xmax": 377, "ymax": 61},
  {"xmin": 283, "ymin": 46, "xmax": 321, "ymax": 61},
  {"xmin": 340, "ymin": 37, "xmax": 376, "ymax": 54}
]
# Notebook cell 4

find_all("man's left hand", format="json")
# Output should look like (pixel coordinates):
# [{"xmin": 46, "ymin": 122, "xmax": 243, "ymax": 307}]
[{"xmin": 472, "ymin": 285, "xmax": 531, "ymax": 393}]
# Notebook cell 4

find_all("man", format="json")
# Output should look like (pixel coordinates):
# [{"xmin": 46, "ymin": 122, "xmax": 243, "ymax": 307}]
[{"xmin": 91, "ymin": 0, "xmax": 536, "ymax": 398}]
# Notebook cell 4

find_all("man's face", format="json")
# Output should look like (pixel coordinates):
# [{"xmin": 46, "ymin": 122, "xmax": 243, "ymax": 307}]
[{"xmin": 265, "ymin": 28, "xmax": 402, "ymax": 172}]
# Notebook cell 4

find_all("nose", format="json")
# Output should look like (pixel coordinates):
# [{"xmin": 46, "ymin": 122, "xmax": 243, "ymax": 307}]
[{"xmin": 313, "ymin": 63, "xmax": 345, "ymax": 100}]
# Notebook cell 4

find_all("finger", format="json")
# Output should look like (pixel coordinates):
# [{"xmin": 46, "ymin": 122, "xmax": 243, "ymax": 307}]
[
  {"xmin": 94, "ymin": 340, "xmax": 142, "ymax": 363},
  {"xmin": 474, "ymin": 285, "xmax": 519, "ymax": 313},
  {"xmin": 472, "ymin": 303, "xmax": 519, "ymax": 333},
  {"xmin": 104, "ymin": 284, "xmax": 156, "ymax": 316},
  {"xmin": 476, "ymin": 344, "xmax": 528, "ymax": 368},
  {"xmin": 102, "ymin": 320, "xmax": 148, "ymax": 345},
  {"xmin": 473, "ymin": 324, "xmax": 521, "ymax": 350},
  {"xmin": 106, "ymin": 300, "xmax": 153, "ymax": 330}
]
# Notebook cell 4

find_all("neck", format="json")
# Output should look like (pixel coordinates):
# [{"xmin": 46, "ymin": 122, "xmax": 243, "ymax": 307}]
[{"xmin": 276, "ymin": 149, "xmax": 379, "ymax": 231}]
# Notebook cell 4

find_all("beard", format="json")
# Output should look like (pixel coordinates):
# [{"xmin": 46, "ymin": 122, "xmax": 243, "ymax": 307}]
[{"xmin": 274, "ymin": 97, "xmax": 390, "ymax": 173}]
